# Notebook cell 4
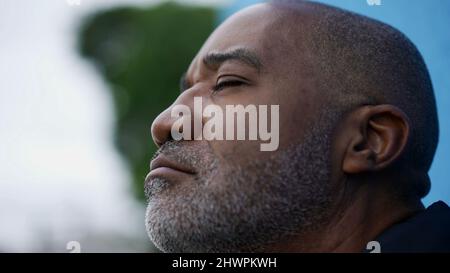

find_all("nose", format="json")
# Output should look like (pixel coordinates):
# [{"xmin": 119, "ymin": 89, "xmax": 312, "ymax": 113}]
[
  {"xmin": 151, "ymin": 92, "xmax": 200, "ymax": 147},
  {"xmin": 151, "ymin": 107, "xmax": 174, "ymax": 148},
  {"xmin": 152, "ymin": 91, "xmax": 208, "ymax": 148}
]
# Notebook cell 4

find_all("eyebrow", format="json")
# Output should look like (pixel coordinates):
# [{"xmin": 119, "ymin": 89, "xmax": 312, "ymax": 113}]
[
  {"xmin": 179, "ymin": 48, "xmax": 262, "ymax": 92},
  {"xmin": 203, "ymin": 48, "xmax": 262, "ymax": 72}
]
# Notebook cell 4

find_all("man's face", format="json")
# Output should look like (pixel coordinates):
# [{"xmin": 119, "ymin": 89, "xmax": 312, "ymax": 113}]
[{"xmin": 145, "ymin": 4, "xmax": 338, "ymax": 252}]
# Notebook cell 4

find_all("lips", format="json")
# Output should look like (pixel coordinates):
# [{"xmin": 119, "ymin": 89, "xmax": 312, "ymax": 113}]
[
  {"xmin": 148, "ymin": 154, "xmax": 196, "ymax": 178},
  {"xmin": 151, "ymin": 154, "xmax": 196, "ymax": 173}
]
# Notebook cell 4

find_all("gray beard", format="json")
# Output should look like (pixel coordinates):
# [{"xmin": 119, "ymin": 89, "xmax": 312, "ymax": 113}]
[{"xmin": 145, "ymin": 121, "xmax": 334, "ymax": 253}]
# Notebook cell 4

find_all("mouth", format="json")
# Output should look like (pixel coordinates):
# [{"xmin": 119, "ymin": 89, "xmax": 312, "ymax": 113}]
[{"xmin": 146, "ymin": 154, "xmax": 196, "ymax": 183}]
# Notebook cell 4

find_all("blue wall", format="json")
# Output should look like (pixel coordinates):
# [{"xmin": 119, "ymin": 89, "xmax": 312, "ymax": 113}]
[{"xmin": 220, "ymin": 0, "xmax": 450, "ymax": 206}]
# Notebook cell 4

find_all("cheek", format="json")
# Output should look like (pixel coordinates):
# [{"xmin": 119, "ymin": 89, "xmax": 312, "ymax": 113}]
[{"xmin": 276, "ymin": 91, "xmax": 320, "ymax": 149}]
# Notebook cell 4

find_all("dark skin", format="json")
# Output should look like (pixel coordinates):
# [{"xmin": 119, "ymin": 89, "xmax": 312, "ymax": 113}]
[{"xmin": 150, "ymin": 4, "xmax": 424, "ymax": 252}]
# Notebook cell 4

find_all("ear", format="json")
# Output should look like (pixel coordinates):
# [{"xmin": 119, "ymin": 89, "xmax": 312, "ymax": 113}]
[{"xmin": 342, "ymin": 105, "xmax": 410, "ymax": 174}]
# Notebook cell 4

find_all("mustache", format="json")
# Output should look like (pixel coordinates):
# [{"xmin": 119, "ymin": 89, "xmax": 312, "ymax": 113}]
[
  {"xmin": 151, "ymin": 141, "xmax": 202, "ymax": 172},
  {"xmin": 152, "ymin": 140, "xmax": 220, "ymax": 177}
]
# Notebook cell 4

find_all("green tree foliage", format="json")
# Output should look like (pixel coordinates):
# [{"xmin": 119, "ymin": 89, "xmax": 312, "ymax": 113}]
[{"xmin": 78, "ymin": 2, "xmax": 216, "ymax": 201}]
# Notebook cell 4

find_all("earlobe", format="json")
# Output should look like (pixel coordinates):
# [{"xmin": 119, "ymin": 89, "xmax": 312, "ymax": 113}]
[{"xmin": 342, "ymin": 105, "xmax": 410, "ymax": 174}]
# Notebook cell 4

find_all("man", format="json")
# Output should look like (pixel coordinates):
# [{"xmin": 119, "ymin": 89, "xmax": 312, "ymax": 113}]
[{"xmin": 144, "ymin": 0, "xmax": 450, "ymax": 252}]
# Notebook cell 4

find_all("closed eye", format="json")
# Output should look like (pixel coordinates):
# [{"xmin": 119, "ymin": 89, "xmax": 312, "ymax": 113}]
[
  {"xmin": 212, "ymin": 76, "xmax": 249, "ymax": 93},
  {"xmin": 212, "ymin": 80, "xmax": 244, "ymax": 92}
]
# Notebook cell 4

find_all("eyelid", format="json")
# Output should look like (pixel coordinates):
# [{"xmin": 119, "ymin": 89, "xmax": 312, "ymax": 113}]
[
  {"xmin": 216, "ymin": 74, "xmax": 249, "ymax": 83},
  {"xmin": 212, "ymin": 75, "xmax": 250, "ymax": 93}
]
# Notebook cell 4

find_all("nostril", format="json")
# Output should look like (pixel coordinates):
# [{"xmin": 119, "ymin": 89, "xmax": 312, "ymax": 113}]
[
  {"xmin": 164, "ymin": 134, "xmax": 174, "ymax": 145},
  {"xmin": 152, "ymin": 128, "xmax": 173, "ymax": 148},
  {"xmin": 153, "ymin": 138, "xmax": 163, "ymax": 148}
]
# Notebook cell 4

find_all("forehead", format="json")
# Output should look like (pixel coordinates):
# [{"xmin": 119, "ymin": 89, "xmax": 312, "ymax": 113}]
[{"xmin": 187, "ymin": 4, "xmax": 292, "ymax": 74}]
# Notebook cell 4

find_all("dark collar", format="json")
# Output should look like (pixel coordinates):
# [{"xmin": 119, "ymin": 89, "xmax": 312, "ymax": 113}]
[{"xmin": 367, "ymin": 201, "xmax": 450, "ymax": 252}]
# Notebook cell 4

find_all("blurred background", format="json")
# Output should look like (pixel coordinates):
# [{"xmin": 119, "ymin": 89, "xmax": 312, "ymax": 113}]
[{"xmin": 0, "ymin": 0, "xmax": 448, "ymax": 252}]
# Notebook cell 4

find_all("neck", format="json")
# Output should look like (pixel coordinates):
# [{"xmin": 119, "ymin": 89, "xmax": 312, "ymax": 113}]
[{"xmin": 264, "ymin": 181, "xmax": 424, "ymax": 252}]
